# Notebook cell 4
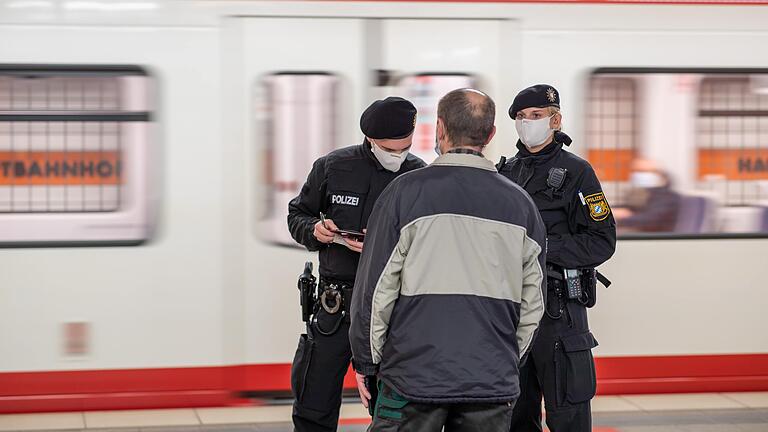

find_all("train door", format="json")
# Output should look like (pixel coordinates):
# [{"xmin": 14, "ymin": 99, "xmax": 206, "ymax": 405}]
[
  {"xmin": 220, "ymin": 16, "xmax": 517, "ymax": 389},
  {"xmin": 221, "ymin": 17, "xmax": 369, "ymax": 375},
  {"xmin": 370, "ymin": 19, "xmax": 515, "ymax": 164}
]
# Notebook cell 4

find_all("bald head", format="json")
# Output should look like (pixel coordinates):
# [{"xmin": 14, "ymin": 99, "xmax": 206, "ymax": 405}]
[{"xmin": 437, "ymin": 88, "xmax": 496, "ymax": 149}]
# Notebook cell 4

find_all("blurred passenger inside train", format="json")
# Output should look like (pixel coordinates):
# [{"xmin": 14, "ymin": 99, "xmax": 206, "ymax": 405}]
[{"xmin": 614, "ymin": 158, "xmax": 682, "ymax": 233}]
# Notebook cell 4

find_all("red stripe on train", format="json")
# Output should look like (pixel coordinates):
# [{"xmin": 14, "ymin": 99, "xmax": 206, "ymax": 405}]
[{"xmin": 1, "ymin": 354, "xmax": 767, "ymax": 413}]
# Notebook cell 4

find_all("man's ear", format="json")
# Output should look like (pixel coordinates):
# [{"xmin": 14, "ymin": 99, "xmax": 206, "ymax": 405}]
[
  {"xmin": 485, "ymin": 125, "xmax": 497, "ymax": 145},
  {"xmin": 436, "ymin": 118, "xmax": 445, "ymax": 141}
]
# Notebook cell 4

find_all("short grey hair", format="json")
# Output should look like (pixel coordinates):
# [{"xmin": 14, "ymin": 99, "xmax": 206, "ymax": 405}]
[{"xmin": 437, "ymin": 89, "xmax": 495, "ymax": 147}]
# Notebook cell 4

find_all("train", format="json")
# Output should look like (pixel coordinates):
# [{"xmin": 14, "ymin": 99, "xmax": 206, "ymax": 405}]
[{"xmin": 1, "ymin": 0, "xmax": 767, "ymax": 414}]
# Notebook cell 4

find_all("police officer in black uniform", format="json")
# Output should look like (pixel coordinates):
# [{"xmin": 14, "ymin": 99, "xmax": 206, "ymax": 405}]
[
  {"xmin": 498, "ymin": 85, "xmax": 617, "ymax": 432},
  {"xmin": 288, "ymin": 97, "xmax": 426, "ymax": 432}
]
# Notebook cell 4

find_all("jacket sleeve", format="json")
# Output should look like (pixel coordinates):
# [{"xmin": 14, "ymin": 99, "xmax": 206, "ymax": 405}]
[
  {"xmin": 547, "ymin": 165, "xmax": 617, "ymax": 269},
  {"xmin": 287, "ymin": 157, "xmax": 327, "ymax": 251},
  {"xmin": 349, "ymin": 181, "xmax": 408, "ymax": 375},
  {"xmin": 517, "ymin": 204, "xmax": 547, "ymax": 359}
]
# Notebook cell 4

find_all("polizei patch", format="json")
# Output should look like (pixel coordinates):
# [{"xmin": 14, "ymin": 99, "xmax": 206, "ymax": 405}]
[
  {"xmin": 585, "ymin": 192, "xmax": 610, "ymax": 221},
  {"xmin": 331, "ymin": 194, "xmax": 360, "ymax": 206}
]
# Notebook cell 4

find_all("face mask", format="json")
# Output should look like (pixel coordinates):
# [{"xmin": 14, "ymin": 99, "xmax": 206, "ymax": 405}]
[
  {"xmin": 515, "ymin": 115, "xmax": 554, "ymax": 149},
  {"xmin": 630, "ymin": 171, "xmax": 664, "ymax": 188},
  {"xmin": 371, "ymin": 141, "xmax": 408, "ymax": 172},
  {"xmin": 434, "ymin": 137, "xmax": 441, "ymax": 156}
]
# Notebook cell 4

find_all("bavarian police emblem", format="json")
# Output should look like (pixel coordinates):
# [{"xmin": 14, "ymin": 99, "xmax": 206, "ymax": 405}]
[
  {"xmin": 585, "ymin": 192, "xmax": 610, "ymax": 221},
  {"xmin": 546, "ymin": 88, "xmax": 557, "ymax": 103}
]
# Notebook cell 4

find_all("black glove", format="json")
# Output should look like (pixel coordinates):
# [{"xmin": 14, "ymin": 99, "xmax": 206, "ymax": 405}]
[{"xmin": 364, "ymin": 375, "xmax": 379, "ymax": 417}]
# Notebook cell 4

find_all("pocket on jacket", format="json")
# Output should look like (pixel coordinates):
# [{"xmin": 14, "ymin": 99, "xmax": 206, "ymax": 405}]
[
  {"xmin": 555, "ymin": 332, "xmax": 599, "ymax": 406},
  {"xmin": 290, "ymin": 334, "xmax": 314, "ymax": 404}
]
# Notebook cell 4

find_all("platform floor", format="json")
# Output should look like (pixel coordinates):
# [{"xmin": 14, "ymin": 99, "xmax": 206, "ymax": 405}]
[{"xmin": 1, "ymin": 392, "xmax": 768, "ymax": 431}]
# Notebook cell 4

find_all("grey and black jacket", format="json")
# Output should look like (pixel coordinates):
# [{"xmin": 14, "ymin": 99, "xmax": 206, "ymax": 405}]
[{"xmin": 349, "ymin": 151, "xmax": 547, "ymax": 404}]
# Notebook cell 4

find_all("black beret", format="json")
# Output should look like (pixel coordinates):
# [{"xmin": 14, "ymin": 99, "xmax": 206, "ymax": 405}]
[
  {"xmin": 509, "ymin": 84, "xmax": 560, "ymax": 118},
  {"xmin": 360, "ymin": 96, "xmax": 417, "ymax": 140}
]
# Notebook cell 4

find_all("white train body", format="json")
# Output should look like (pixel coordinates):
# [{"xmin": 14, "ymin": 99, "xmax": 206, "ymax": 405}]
[{"xmin": 0, "ymin": 0, "xmax": 766, "ymax": 412}]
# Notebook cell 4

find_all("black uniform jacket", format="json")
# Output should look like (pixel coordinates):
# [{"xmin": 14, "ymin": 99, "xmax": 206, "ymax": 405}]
[
  {"xmin": 287, "ymin": 141, "xmax": 426, "ymax": 281},
  {"xmin": 498, "ymin": 132, "xmax": 617, "ymax": 269}
]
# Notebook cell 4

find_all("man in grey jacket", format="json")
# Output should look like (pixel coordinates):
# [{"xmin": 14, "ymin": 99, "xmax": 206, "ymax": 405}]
[{"xmin": 349, "ymin": 89, "xmax": 547, "ymax": 432}]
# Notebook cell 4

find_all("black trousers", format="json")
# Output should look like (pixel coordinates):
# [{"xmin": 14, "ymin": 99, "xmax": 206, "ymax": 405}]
[
  {"xmin": 370, "ymin": 381, "xmax": 514, "ymax": 432},
  {"xmin": 509, "ymin": 297, "xmax": 598, "ymax": 432},
  {"xmin": 291, "ymin": 309, "xmax": 351, "ymax": 432}
]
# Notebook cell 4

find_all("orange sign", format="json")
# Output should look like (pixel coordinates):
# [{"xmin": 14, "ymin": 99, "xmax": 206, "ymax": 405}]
[
  {"xmin": 0, "ymin": 151, "xmax": 122, "ymax": 185},
  {"xmin": 587, "ymin": 149, "xmax": 635, "ymax": 182},
  {"xmin": 698, "ymin": 149, "xmax": 768, "ymax": 180}
]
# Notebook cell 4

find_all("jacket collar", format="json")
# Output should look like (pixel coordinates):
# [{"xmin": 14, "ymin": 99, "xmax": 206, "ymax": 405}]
[
  {"xmin": 514, "ymin": 131, "xmax": 572, "ymax": 165},
  {"xmin": 447, "ymin": 148, "xmax": 484, "ymax": 157},
  {"xmin": 362, "ymin": 139, "xmax": 385, "ymax": 171},
  {"xmin": 431, "ymin": 152, "xmax": 498, "ymax": 172}
]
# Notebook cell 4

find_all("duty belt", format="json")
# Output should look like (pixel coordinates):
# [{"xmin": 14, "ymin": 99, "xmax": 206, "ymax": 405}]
[
  {"xmin": 544, "ymin": 263, "xmax": 611, "ymax": 326},
  {"xmin": 318, "ymin": 278, "xmax": 353, "ymax": 315},
  {"xmin": 546, "ymin": 265, "xmax": 611, "ymax": 288},
  {"xmin": 312, "ymin": 278, "xmax": 353, "ymax": 336}
]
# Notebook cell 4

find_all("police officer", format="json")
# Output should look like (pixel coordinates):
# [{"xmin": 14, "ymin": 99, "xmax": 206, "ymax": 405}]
[
  {"xmin": 287, "ymin": 97, "xmax": 426, "ymax": 432},
  {"xmin": 498, "ymin": 85, "xmax": 617, "ymax": 432}
]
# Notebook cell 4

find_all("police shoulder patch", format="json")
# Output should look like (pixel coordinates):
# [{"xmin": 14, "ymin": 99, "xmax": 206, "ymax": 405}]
[{"xmin": 585, "ymin": 191, "xmax": 611, "ymax": 221}]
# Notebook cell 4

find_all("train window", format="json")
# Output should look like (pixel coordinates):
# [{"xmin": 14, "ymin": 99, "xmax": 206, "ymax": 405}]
[
  {"xmin": 0, "ymin": 65, "xmax": 154, "ymax": 246},
  {"xmin": 256, "ymin": 73, "xmax": 339, "ymax": 247},
  {"xmin": 586, "ymin": 76, "xmax": 638, "ymax": 208},
  {"xmin": 697, "ymin": 76, "xmax": 768, "ymax": 206},
  {"xmin": 587, "ymin": 69, "xmax": 768, "ymax": 237},
  {"xmin": 397, "ymin": 74, "xmax": 476, "ymax": 164}
]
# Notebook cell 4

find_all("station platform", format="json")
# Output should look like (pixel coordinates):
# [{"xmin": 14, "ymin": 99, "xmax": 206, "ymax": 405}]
[{"xmin": 1, "ymin": 392, "xmax": 767, "ymax": 431}]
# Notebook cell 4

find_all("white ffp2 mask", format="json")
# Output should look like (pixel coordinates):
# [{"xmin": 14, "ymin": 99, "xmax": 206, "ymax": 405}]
[
  {"xmin": 515, "ymin": 115, "xmax": 554, "ymax": 149},
  {"xmin": 371, "ymin": 141, "xmax": 408, "ymax": 172}
]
